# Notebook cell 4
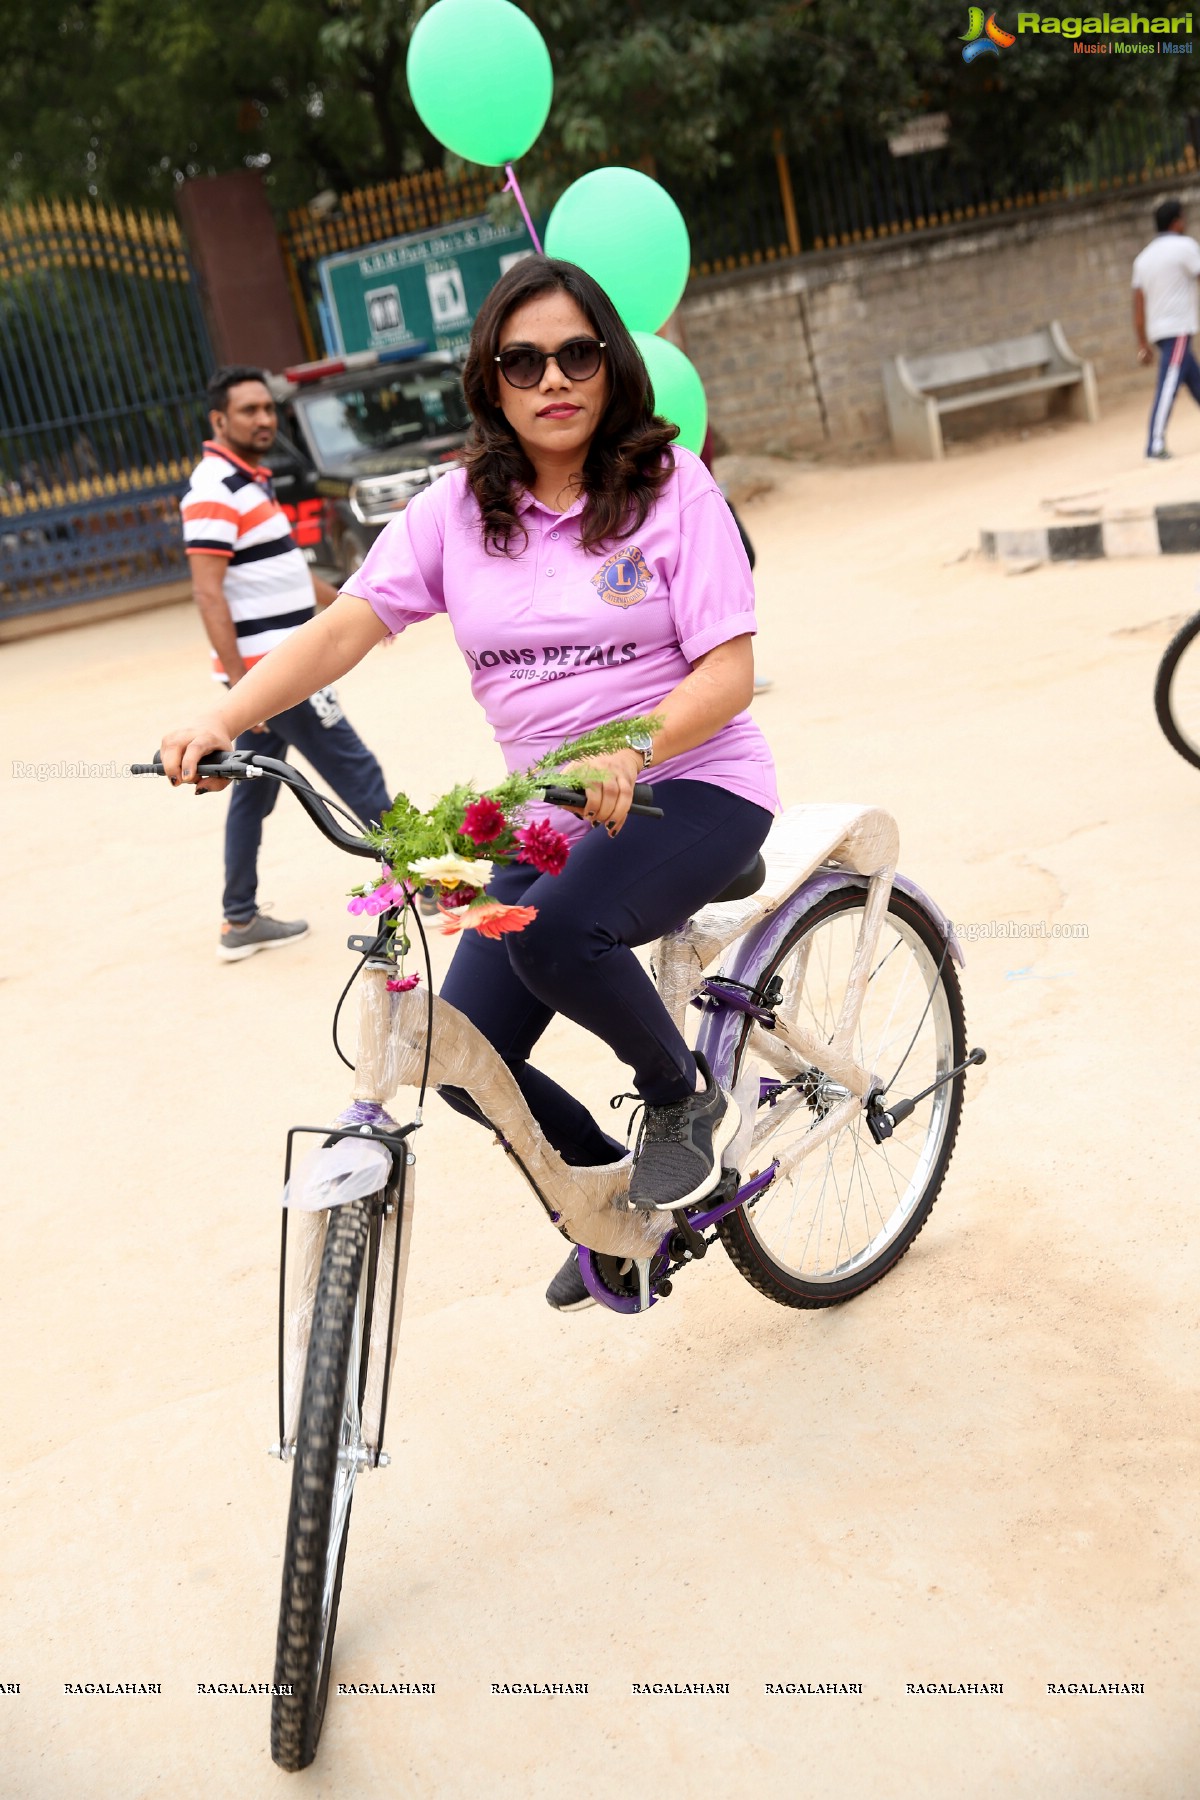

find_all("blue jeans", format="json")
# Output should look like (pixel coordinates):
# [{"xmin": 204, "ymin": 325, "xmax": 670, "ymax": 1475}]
[
  {"xmin": 438, "ymin": 779, "xmax": 773, "ymax": 1165},
  {"xmin": 222, "ymin": 689, "xmax": 390, "ymax": 923}
]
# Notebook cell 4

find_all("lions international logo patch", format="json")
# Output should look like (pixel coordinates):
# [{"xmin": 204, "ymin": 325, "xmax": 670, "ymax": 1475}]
[{"xmin": 591, "ymin": 546, "xmax": 652, "ymax": 609}]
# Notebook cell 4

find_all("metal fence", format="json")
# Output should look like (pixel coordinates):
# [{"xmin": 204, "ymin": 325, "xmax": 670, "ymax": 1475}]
[
  {"xmin": 282, "ymin": 111, "xmax": 1200, "ymax": 314},
  {"xmin": 674, "ymin": 112, "xmax": 1200, "ymax": 274},
  {"xmin": 0, "ymin": 199, "xmax": 212, "ymax": 618}
]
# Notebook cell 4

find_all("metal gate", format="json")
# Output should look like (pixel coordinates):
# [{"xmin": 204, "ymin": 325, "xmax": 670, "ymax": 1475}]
[{"xmin": 0, "ymin": 198, "xmax": 213, "ymax": 620}]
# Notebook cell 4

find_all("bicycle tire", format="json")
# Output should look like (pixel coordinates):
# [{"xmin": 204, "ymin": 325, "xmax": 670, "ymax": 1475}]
[
  {"xmin": 271, "ymin": 1196, "xmax": 376, "ymax": 1772},
  {"xmin": 1154, "ymin": 609, "xmax": 1200, "ymax": 770},
  {"xmin": 716, "ymin": 885, "xmax": 967, "ymax": 1309}
]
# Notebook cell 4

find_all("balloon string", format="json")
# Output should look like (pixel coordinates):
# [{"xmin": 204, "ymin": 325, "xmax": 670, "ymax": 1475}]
[{"xmin": 504, "ymin": 163, "xmax": 543, "ymax": 255}]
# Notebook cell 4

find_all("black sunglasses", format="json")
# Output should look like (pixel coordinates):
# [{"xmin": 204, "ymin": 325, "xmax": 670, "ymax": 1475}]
[{"xmin": 494, "ymin": 337, "xmax": 607, "ymax": 390}]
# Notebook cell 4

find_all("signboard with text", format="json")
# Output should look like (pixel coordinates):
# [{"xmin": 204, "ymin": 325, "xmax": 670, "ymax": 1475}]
[{"xmin": 317, "ymin": 216, "xmax": 536, "ymax": 356}]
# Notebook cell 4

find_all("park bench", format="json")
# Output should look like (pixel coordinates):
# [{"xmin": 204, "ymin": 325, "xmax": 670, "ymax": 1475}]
[{"xmin": 881, "ymin": 321, "xmax": 1099, "ymax": 460}]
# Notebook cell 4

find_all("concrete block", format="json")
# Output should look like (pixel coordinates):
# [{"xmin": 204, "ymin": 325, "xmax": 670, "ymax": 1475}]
[{"xmin": 1102, "ymin": 515, "xmax": 1161, "ymax": 558}]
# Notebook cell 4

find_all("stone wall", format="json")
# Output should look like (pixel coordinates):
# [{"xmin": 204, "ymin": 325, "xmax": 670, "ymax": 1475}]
[{"xmin": 678, "ymin": 180, "xmax": 1200, "ymax": 456}]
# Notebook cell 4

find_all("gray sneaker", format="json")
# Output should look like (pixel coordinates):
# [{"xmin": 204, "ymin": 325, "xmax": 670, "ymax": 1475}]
[
  {"xmin": 627, "ymin": 1052, "xmax": 740, "ymax": 1212},
  {"xmin": 218, "ymin": 911, "xmax": 309, "ymax": 962},
  {"xmin": 545, "ymin": 1249, "xmax": 596, "ymax": 1312}
]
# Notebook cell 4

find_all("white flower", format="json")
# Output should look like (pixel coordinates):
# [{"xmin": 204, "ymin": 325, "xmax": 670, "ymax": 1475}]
[{"xmin": 408, "ymin": 853, "xmax": 492, "ymax": 890}]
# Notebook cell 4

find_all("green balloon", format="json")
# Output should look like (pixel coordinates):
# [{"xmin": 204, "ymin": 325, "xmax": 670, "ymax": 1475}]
[
  {"xmin": 545, "ymin": 169, "xmax": 691, "ymax": 333},
  {"xmin": 634, "ymin": 331, "xmax": 707, "ymax": 454},
  {"xmin": 406, "ymin": 0, "xmax": 553, "ymax": 167}
]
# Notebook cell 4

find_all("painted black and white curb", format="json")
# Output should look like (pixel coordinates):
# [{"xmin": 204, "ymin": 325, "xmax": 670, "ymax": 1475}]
[{"xmin": 982, "ymin": 502, "xmax": 1200, "ymax": 563}]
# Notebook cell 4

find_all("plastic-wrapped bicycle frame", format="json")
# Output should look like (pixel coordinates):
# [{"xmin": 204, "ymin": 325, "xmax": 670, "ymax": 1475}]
[{"xmin": 279, "ymin": 800, "xmax": 964, "ymax": 1350}]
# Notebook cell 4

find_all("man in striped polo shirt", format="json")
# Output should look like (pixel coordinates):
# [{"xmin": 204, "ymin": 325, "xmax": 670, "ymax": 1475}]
[{"xmin": 182, "ymin": 366, "xmax": 390, "ymax": 960}]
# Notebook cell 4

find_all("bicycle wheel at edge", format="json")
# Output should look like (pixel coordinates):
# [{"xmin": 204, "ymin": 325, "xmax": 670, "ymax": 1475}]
[
  {"xmin": 1154, "ymin": 609, "xmax": 1200, "ymax": 770},
  {"xmin": 716, "ymin": 885, "xmax": 966, "ymax": 1307},
  {"xmin": 271, "ymin": 1195, "xmax": 377, "ymax": 1772}
]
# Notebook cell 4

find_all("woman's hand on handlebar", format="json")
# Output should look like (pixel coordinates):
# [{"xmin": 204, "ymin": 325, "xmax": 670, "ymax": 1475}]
[
  {"xmin": 559, "ymin": 747, "xmax": 643, "ymax": 836},
  {"xmin": 160, "ymin": 714, "xmax": 236, "ymax": 790}
]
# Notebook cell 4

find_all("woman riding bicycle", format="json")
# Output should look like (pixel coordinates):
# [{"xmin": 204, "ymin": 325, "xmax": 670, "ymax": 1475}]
[{"xmin": 161, "ymin": 257, "xmax": 778, "ymax": 1312}]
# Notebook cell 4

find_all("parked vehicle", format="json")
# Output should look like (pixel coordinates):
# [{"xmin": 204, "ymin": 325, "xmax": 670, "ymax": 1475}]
[{"xmin": 265, "ymin": 346, "xmax": 470, "ymax": 578}]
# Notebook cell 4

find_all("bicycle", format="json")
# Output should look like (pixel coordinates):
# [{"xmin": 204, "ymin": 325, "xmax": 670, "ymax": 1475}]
[
  {"xmin": 132, "ymin": 749, "xmax": 985, "ymax": 1772},
  {"xmin": 1154, "ymin": 607, "xmax": 1200, "ymax": 768}
]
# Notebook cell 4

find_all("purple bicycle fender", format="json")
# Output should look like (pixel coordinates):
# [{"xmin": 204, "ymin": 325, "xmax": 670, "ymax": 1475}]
[{"xmin": 694, "ymin": 870, "xmax": 964, "ymax": 1085}]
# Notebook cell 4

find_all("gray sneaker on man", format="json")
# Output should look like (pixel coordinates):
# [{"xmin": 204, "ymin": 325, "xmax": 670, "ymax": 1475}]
[
  {"xmin": 218, "ymin": 911, "xmax": 309, "ymax": 962},
  {"xmin": 627, "ymin": 1051, "xmax": 740, "ymax": 1212}
]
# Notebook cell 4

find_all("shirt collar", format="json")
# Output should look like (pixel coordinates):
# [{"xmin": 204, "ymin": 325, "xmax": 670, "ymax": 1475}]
[
  {"xmin": 203, "ymin": 439, "xmax": 272, "ymax": 483},
  {"xmin": 515, "ymin": 485, "xmax": 587, "ymax": 524}
]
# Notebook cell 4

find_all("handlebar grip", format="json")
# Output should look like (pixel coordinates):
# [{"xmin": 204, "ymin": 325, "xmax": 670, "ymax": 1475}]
[
  {"xmin": 540, "ymin": 782, "xmax": 664, "ymax": 820},
  {"xmin": 129, "ymin": 751, "xmax": 248, "ymax": 779}
]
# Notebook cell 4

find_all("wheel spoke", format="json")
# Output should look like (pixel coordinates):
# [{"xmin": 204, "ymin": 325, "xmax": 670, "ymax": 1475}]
[{"xmin": 727, "ymin": 894, "xmax": 961, "ymax": 1288}]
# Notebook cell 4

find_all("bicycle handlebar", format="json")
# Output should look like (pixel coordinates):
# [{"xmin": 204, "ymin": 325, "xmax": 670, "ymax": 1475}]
[
  {"xmin": 131, "ymin": 751, "xmax": 381, "ymax": 857},
  {"xmin": 129, "ymin": 752, "xmax": 663, "ymax": 855}
]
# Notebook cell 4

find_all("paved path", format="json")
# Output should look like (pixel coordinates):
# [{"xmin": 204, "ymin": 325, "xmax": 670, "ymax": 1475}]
[{"xmin": 3, "ymin": 392, "xmax": 1198, "ymax": 1797}]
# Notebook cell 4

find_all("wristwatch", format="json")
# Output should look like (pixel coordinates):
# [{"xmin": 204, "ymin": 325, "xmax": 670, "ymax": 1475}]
[{"xmin": 626, "ymin": 729, "xmax": 654, "ymax": 771}]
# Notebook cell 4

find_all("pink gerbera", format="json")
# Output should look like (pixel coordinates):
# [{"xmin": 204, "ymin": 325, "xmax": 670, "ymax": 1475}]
[
  {"xmin": 462, "ymin": 796, "xmax": 507, "ymax": 844},
  {"xmin": 515, "ymin": 819, "xmax": 570, "ymax": 877},
  {"xmin": 385, "ymin": 973, "xmax": 421, "ymax": 992}
]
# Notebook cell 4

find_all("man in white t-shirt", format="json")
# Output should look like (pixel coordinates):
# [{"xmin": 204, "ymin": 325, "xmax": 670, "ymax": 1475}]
[{"xmin": 1133, "ymin": 197, "xmax": 1200, "ymax": 458}]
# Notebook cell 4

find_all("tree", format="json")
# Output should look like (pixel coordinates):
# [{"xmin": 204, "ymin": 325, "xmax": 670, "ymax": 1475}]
[{"xmin": 2, "ymin": 2, "xmax": 1199, "ymax": 219}]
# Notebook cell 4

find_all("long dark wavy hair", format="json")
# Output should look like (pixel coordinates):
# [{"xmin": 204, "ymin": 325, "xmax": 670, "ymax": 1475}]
[{"xmin": 461, "ymin": 256, "xmax": 677, "ymax": 554}]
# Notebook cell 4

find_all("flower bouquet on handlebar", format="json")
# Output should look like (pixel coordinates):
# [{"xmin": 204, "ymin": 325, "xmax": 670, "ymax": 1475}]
[{"xmin": 347, "ymin": 711, "xmax": 664, "ymax": 953}]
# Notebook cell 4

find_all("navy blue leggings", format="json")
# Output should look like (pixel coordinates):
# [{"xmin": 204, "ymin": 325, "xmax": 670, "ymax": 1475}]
[{"xmin": 439, "ymin": 779, "xmax": 773, "ymax": 1166}]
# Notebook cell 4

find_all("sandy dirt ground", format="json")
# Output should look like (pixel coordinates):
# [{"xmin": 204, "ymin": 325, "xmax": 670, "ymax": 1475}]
[{"xmin": 3, "ymin": 390, "xmax": 1199, "ymax": 1799}]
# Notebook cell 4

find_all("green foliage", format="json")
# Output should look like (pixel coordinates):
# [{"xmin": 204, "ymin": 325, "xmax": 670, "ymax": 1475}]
[
  {"xmin": 0, "ymin": 0, "xmax": 432, "ymax": 213},
  {"xmin": 4, "ymin": 3, "xmax": 1197, "ymax": 218},
  {"xmin": 363, "ymin": 712, "xmax": 663, "ymax": 889}
]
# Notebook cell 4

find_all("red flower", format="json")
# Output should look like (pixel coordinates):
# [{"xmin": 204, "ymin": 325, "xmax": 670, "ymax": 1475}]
[
  {"xmin": 462, "ymin": 796, "xmax": 506, "ymax": 844},
  {"xmin": 515, "ymin": 819, "xmax": 571, "ymax": 876},
  {"xmin": 385, "ymin": 973, "xmax": 421, "ymax": 992},
  {"xmin": 441, "ymin": 883, "xmax": 480, "ymax": 909},
  {"xmin": 439, "ymin": 900, "xmax": 538, "ymax": 939}
]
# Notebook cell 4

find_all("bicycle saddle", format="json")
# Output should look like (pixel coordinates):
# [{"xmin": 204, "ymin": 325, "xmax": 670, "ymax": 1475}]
[{"xmin": 709, "ymin": 852, "xmax": 767, "ymax": 905}]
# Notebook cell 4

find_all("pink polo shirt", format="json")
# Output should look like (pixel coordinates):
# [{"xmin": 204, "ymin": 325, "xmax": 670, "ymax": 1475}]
[{"xmin": 351, "ymin": 447, "xmax": 778, "ymax": 832}]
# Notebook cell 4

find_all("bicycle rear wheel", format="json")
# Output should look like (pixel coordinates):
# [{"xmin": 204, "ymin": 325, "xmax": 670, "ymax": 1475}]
[
  {"xmin": 1154, "ymin": 609, "xmax": 1200, "ymax": 770},
  {"xmin": 716, "ymin": 885, "xmax": 966, "ymax": 1307},
  {"xmin": 271, "ymin": 1196, "xmax": 377, "ymax": 1772}
]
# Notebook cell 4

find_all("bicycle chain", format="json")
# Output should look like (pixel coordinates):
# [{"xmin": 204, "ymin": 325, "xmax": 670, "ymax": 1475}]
[{"xmin": 662, "ymin": 1224, "xmax": 720, "ymax": 1283}]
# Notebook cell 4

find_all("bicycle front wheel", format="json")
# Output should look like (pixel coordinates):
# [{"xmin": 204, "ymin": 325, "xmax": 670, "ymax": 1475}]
[
  {"xmin": 1154, "ymin": 610, "xmax": 1200, "ymax": 770},
  {"xmin": 271, "ymin": 1196, "xmax": 375, "ymax": 1772},
  {"xmin": 716, "ymin": 885, "xmax": 966, "ymax": 1307}
]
